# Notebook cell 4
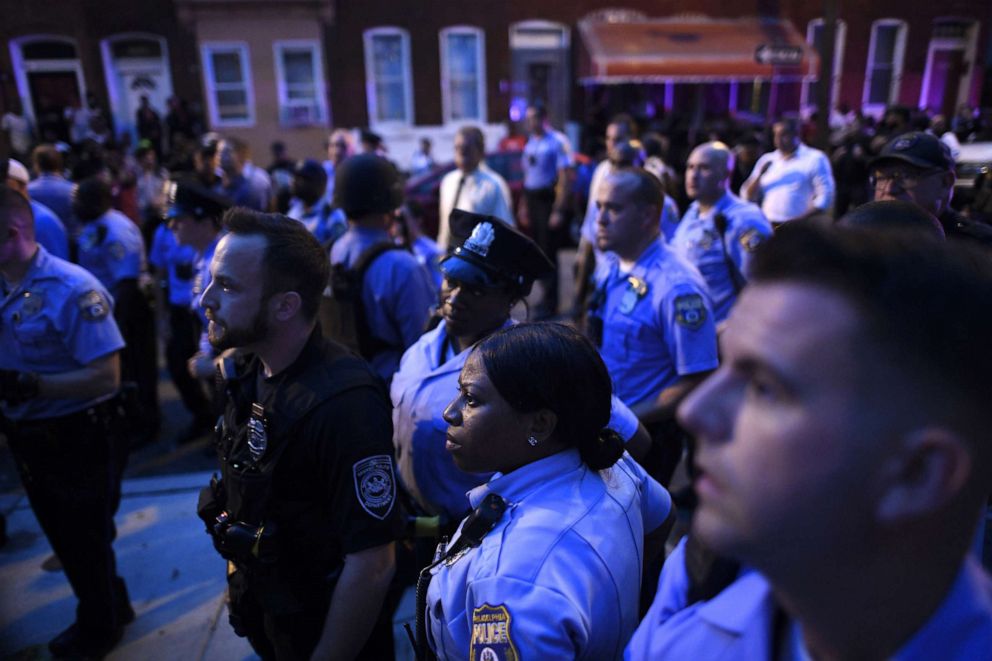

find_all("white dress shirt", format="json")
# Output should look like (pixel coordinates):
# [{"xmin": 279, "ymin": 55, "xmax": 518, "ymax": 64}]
[
  {"xmin": 740, "ymin": 143, "xmax": 835, "ymax": 223},
  {"xmin": 437, "ymin": 164, "xmax": 514, "ymax": 249}
]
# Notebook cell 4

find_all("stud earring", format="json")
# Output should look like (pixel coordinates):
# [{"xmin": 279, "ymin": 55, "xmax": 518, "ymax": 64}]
[{"xmin": 527, "ymin": 435, "xmax": 539, "ymax": 447}]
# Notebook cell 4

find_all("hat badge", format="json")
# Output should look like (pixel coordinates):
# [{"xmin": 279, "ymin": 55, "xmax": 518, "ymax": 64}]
[
  {"xmin": 893, "ymin": 136, "xmax": 915, "ymax": 151},
  {"xmin": 464, "ymin": 222, "xmax": 496, "ymax": 257}
]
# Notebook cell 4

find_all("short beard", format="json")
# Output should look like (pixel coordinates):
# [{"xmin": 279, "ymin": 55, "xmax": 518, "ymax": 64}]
[{"xmin": 208, "ymin": 300, "xmax": 270, "ymax": 352}]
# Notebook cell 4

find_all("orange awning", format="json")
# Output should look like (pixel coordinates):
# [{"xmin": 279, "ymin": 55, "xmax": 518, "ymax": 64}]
[{"xmin": 579, "ymin": 16, "xmax": 819, "ymax": 84}]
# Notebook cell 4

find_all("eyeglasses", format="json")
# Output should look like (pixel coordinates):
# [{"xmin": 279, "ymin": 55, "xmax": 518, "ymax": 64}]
[{"xmin": 870, "ymin": 169, "xmax": 942, "ymax": 190}]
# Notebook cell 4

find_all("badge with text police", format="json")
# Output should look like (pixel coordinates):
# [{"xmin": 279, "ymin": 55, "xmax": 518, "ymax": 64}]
[
  {"xmin": 470, "ymin": 603, "xmax": 518, "ymax": 661},
  {"xmin": 353, "ymin": 454, "xmax": 396, "ymax": 520},
  {"xmin": 247, "ymin": 402, "xmax": 268, "ymax": 462},
  {"xmin": 620, "ymin": 276, "xmax": 648, "ymax": 314},
  {"xmin": 674, "ymin": 293, "xmax": 706, "ymax": 330}
]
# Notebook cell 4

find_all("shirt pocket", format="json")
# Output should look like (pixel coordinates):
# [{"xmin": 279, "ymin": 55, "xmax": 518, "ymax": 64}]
[
  {"xmin": 12, "ymin": 315, "xmax": 64, "ymax": 365},
  {"xmin": 607, "ymin": 311, "xmax": 659, "ymax": 361}
]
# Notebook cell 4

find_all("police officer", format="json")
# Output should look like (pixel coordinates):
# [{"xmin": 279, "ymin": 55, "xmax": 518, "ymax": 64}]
[
  {"xmin": 392, "ymin": 210, "xmax": 650, "ymax": 523},
  {"xmin": 589, "ymin": 169, "xmax": 719, "ymax": 484},
  {"xmin": 196, "ymin": 208, "xmax": 399, "ymax": 659},
  {"xmin": 425, "ymin": 322, "xmax": 672, "ymax": 660},
  {"xmin": 521, "ymin": 104, "xmax": 571, "ymax": 318},
  {"xmin": 672, "ymin": 142, "xmax": 772, "ymax": 324},
  {"xmin": 163, "ymin": 179, "xmax": 231, "ymax": 381},
  {"xmin": 327, "ymin": 153, "xmax": 436, "ymax": 383},
  {"xmin": 0, "ymin": 185, "xmax": 133, "ymax": 658},
  {"xmin": 286, "ymin": 158, "xmax": 345, "ymax": 248},
  {"xmin": 74, "ymin": 176, "xmax": 159, "ymax": 440},
  {"xmin": 3, "ymin": 157, "xmax": 70, "ymax": 260},
  {"xmin": 628, "ymin": 225, "xmax": 992, "ymax": 659},
  {"xmin": 149, "ymin": 215, "xmax": 213, "ymax": 441}
]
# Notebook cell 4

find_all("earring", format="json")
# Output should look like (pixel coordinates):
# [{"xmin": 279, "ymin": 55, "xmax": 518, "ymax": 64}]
[{"xmin": 527, "ymin": 435, "xmax": 539, "ymax": 447}]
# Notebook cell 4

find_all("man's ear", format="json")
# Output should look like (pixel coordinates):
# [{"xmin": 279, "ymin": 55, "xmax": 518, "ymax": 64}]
[
  {"xmin": 271, "ymin": 291, "xmax": 302, "ymax": 321},
  {"xmin": 875, "ymin": 428, "xmax": 972, "ymax": 524}
]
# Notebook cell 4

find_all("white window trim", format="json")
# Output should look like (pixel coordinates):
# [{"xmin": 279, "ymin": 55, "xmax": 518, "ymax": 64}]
[
  {"xmin": 918, "ymin": 20, "xmax": 979, "ymax": 113},
  {"xmin": 9, "ymin": 35, "xmax": 87, "ymax": 130},
  {"xmin": 801, "ymin": 19, "xmax": 846, "ymax": 112},
  {"xmin": 200, "ymin": 41, "xmax": 255, "ymax": 128},
  {"xmin": 439, "ymin": 26, "xmax": 487, "ymax": 125},
  {"xmin": 363, "ymin": 27, "xmax": 414, "ymax": 127},
  {"xmin": 273, "ymin": 39, "xmax": 329, "ymax": 127},
  {"xmin": 862, "ymin": 19, "xmax": 908, "ymax": 116}
]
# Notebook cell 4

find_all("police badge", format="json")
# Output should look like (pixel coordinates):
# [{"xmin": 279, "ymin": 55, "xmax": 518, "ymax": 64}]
[
  {"xmin": 619, "ymin": 276, "xmax": 648, "ymax": 314},
  {"xmin": 247, "ymin": 403, "xmax": 268, "ymax": 462},
  {"xmin": 464, "ymin": 222, "xmax": 496, "ymax": 257}
]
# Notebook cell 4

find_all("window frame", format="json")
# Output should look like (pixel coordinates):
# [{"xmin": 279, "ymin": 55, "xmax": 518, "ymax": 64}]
[
  {"xmin": 439, "ymin": 26, "xmax": 487, "ymax": 125},
  {"xmin": 273, "ymin": 39, "xmax": 329, "ymax": 127},
  {"xmin": 363, "ymin": 26, "xmax": 414, "ymax": 127},
  {"xmin": 862, "ymin": 19, "xmax": 908, "ymax": 115},
  {"xmin": 200, "ymin": 41, "xmax": 255, "ymax": 128},
  {"xmin": 801, "ymin": 18, "xmax": 847, "ymax": 113}
]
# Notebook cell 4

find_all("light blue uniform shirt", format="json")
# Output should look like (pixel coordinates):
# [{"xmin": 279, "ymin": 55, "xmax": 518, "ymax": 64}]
[
  {"xmin": 672, "ymin": 191, "xmax": 772, "ymax": 322},
  {"xmin": 593, "ymin": 241, "xmax": 719, "ymax": 408},
  {"xmin": 76, "ymin": 209, "xmax": 145, "ymax": 292},
  {"xmin": 522, "ymin": 132, "xmax": 569, "ymax": 190},
  {"xmin": 149, "ymin": 223, "xmax": 197, "ymax": 307},
  {"xmin": 330, "ymin": 225, "xmax": 437, "ymax": 382},
  {"xmin": 0, "ymin": 246, "xmax": 124, "ymax": 420},
  {"xmin": 286, "ymin": 198, "xmax": 347, "ymax": 248},
  {"xmin": 627, "ymin": 538, "xmax": 992, "ymax": 660},
  {"xmin": 391, "ymin": 319, "xmax": 642, "ymax": 519},
  {"xmin": 192, "ymin": 235, "xmax": 221, "ymax": 356},
  {"xmin": 427, "ymin": 448, "xmax": 671, "ymax": 661},
  {"xmin": 30, "ymin": 200, "xmax": 69, "ymax": 261},
  {"xmin": 28, "ymin": 174, "xmax": 77, "ymax": 236}
]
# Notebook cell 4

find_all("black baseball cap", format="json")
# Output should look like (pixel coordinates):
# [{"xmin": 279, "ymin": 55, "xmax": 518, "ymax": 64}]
[
  {"xmin": 164, "ymin": 178, "xmax": 232, "ymax": 220},
  {"xmin": 333, "ymin": 153, "xmax": 402, "ymax": 217},
  {"xmin": 870, "ymin": 131, "xmax": 955, "ymax": 171}
]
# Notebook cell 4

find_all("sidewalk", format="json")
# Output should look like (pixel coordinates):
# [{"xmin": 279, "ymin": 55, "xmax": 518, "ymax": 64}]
[{"xmin": 0, "ymin": 471, "xmax": 416, "ymax": 660}]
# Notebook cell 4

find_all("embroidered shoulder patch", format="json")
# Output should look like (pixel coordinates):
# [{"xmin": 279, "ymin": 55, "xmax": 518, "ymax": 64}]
[
  {"xmin": 77, "ymin": 289, "xmax": 111, "ymax": 321},
  {"xmin": 108, "ymin": 241, "xmax": 127, "ymax": 261},
  {"xmin": 353, "ymin": 454, "xmax": 396, "ymax": 520},
  {"xmin": 470, "ymin": 603, "xmax": 519, "ymax": 661},
  {"xmin": 738, "ymin": 228, "xmax": 764, "ymax": 253},
  {"xmin": 674, "ymin": 293, "xmax": 706, "ymax": 330}
]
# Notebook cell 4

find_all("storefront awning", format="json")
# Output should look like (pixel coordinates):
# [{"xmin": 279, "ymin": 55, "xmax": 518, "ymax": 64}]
[{"xmin": 578, "ymin": 16, "xmax": 819, "ymax": 84}]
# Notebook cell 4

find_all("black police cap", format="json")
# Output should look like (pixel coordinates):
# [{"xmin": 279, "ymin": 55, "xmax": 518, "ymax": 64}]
[
  {"xmin": 441, "ymin": 209, "xmax": 554, "ymax": 294},
  {"xmin": 293, "ymin": 158, "xmax": 327, "ymax": 183},
  {"xmin": 870, "ymin": 131, "xmax": 955, "ymax": 172},
  {"xmin": 333, "ymin": 153, "xmax": 402, "ymax": 218},
  {"xmin": 164, "ymin": 178, "xmax": 232, "ymax": 221}
]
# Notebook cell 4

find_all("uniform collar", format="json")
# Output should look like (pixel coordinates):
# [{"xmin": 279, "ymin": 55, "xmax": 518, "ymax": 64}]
[
  {"xmin": 2, "ymin": 245, "xmax": 47, "ymax": 299},
  {"xmin": 608, "ymin": 239, "xmax": 662, "ymax": 280},
  {"xmin": 467, "ymin": 448, "xmax": 583, "ymax": 510},
  {"xmin": 690, "ymin": 191, "xmax": 734, "ymax": 220},
  {"xmin": 694, "ymin": 569, "xmax": 776, "ymax": 635}
]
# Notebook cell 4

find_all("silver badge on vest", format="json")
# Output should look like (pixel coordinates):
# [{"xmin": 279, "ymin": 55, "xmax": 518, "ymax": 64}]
[{"xmin": 248, "ymin": 402, "xmax": 268, "ymax": 462}]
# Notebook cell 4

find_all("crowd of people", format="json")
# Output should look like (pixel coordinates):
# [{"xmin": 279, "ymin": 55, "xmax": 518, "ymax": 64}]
[{"xmin": 2, "ymin": 93, "xmax": 992, "ymax": 660}]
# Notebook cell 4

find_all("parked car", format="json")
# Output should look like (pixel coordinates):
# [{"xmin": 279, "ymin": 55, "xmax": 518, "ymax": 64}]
[
  {"xmin": 404, "ymin": 150, "xmax": 524, "ymax": 239},
  {"xmin": 953, "ymin": 141, "xmax": 992, "ymax": 209}
]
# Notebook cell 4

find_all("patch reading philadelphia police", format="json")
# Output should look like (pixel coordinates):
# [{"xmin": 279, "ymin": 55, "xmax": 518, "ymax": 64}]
[
  {"xmin": 353, "ymin": 455, "xmax": 396, "ymax": 520},
  {"xmin": 739, "ymin": 228, "xmax": 763, "ymax": 253},
  {"xmin": 674, "ymin": 293, "xmax": 706, "ymax": 330},
  {"xmin": 470, "ymin": 604, "xmax": 518, "ymax": 661},
  {"xmin": 77, "ymin": 290, "xmax": 111, "ymax": 321}
]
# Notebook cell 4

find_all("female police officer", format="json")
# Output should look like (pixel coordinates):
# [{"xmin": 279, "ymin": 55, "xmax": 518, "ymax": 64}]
[
  {"xmin": 424, "ymin": 322, "xmax": 671, "ymax": 659},
  {"xmin": 391, "ymin": 210, "xmax": 648, "ymax": 523}
]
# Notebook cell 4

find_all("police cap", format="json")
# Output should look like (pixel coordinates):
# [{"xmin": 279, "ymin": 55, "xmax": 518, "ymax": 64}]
[
  {"xmin": 333, "ymin": 153, "xmax": 403, "ymax": 218},
  {"xmin": 164, "ymin": 178, "xmax": 232, "ymax": 221},
  {"xmin": 441, "ymin": 209, "xmax": 554, "ymax": 295},
  {"xmin": 870, "ymin": 131, "xmax": 955, "ymax": 172}
]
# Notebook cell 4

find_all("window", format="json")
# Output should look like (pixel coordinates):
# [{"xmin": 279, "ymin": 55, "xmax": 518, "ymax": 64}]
[
  {"xmin": 802, "ymin": 19, "xmax": 846, "ymax": 112},
  {"xmin": 363, "ymin": 27, "xmax": 413, "ymax": 125},
  {"xmin": 201, "ymin": 42, "xmax": 254, "ymax": 127},
  {"xmin": 440, "ymin": 27, "xmax": 486, "ymax": 123},
  {"xmin": 274, "ymin": 40, "xmax": 328, "ymax": 127},
  {"xmin": 863, "ymin": 20, "xmax": 908, "ymax": 111}
]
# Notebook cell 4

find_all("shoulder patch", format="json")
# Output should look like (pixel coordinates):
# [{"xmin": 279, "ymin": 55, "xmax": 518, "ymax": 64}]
[
  {"xmin": 77, "ymin": 289, "xmax": 111, "ymax": 321},
  {"xmin": 353, "ymin": 454, "xmax": 396, "ymax": 520},
  {"xmin": 108, "ymin": 241, "xmax": 127, "ymax": 261},
  {"xmin": 674, "ymin": 293, "xmax": 707, "ymax": 330},
  {"xmin": 470, "ymin": 603, "xmax": 519, "ymax": 661},
  {"xmin": 739, "ymin": 228, "xmax": 764, "ymax": 253}
]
